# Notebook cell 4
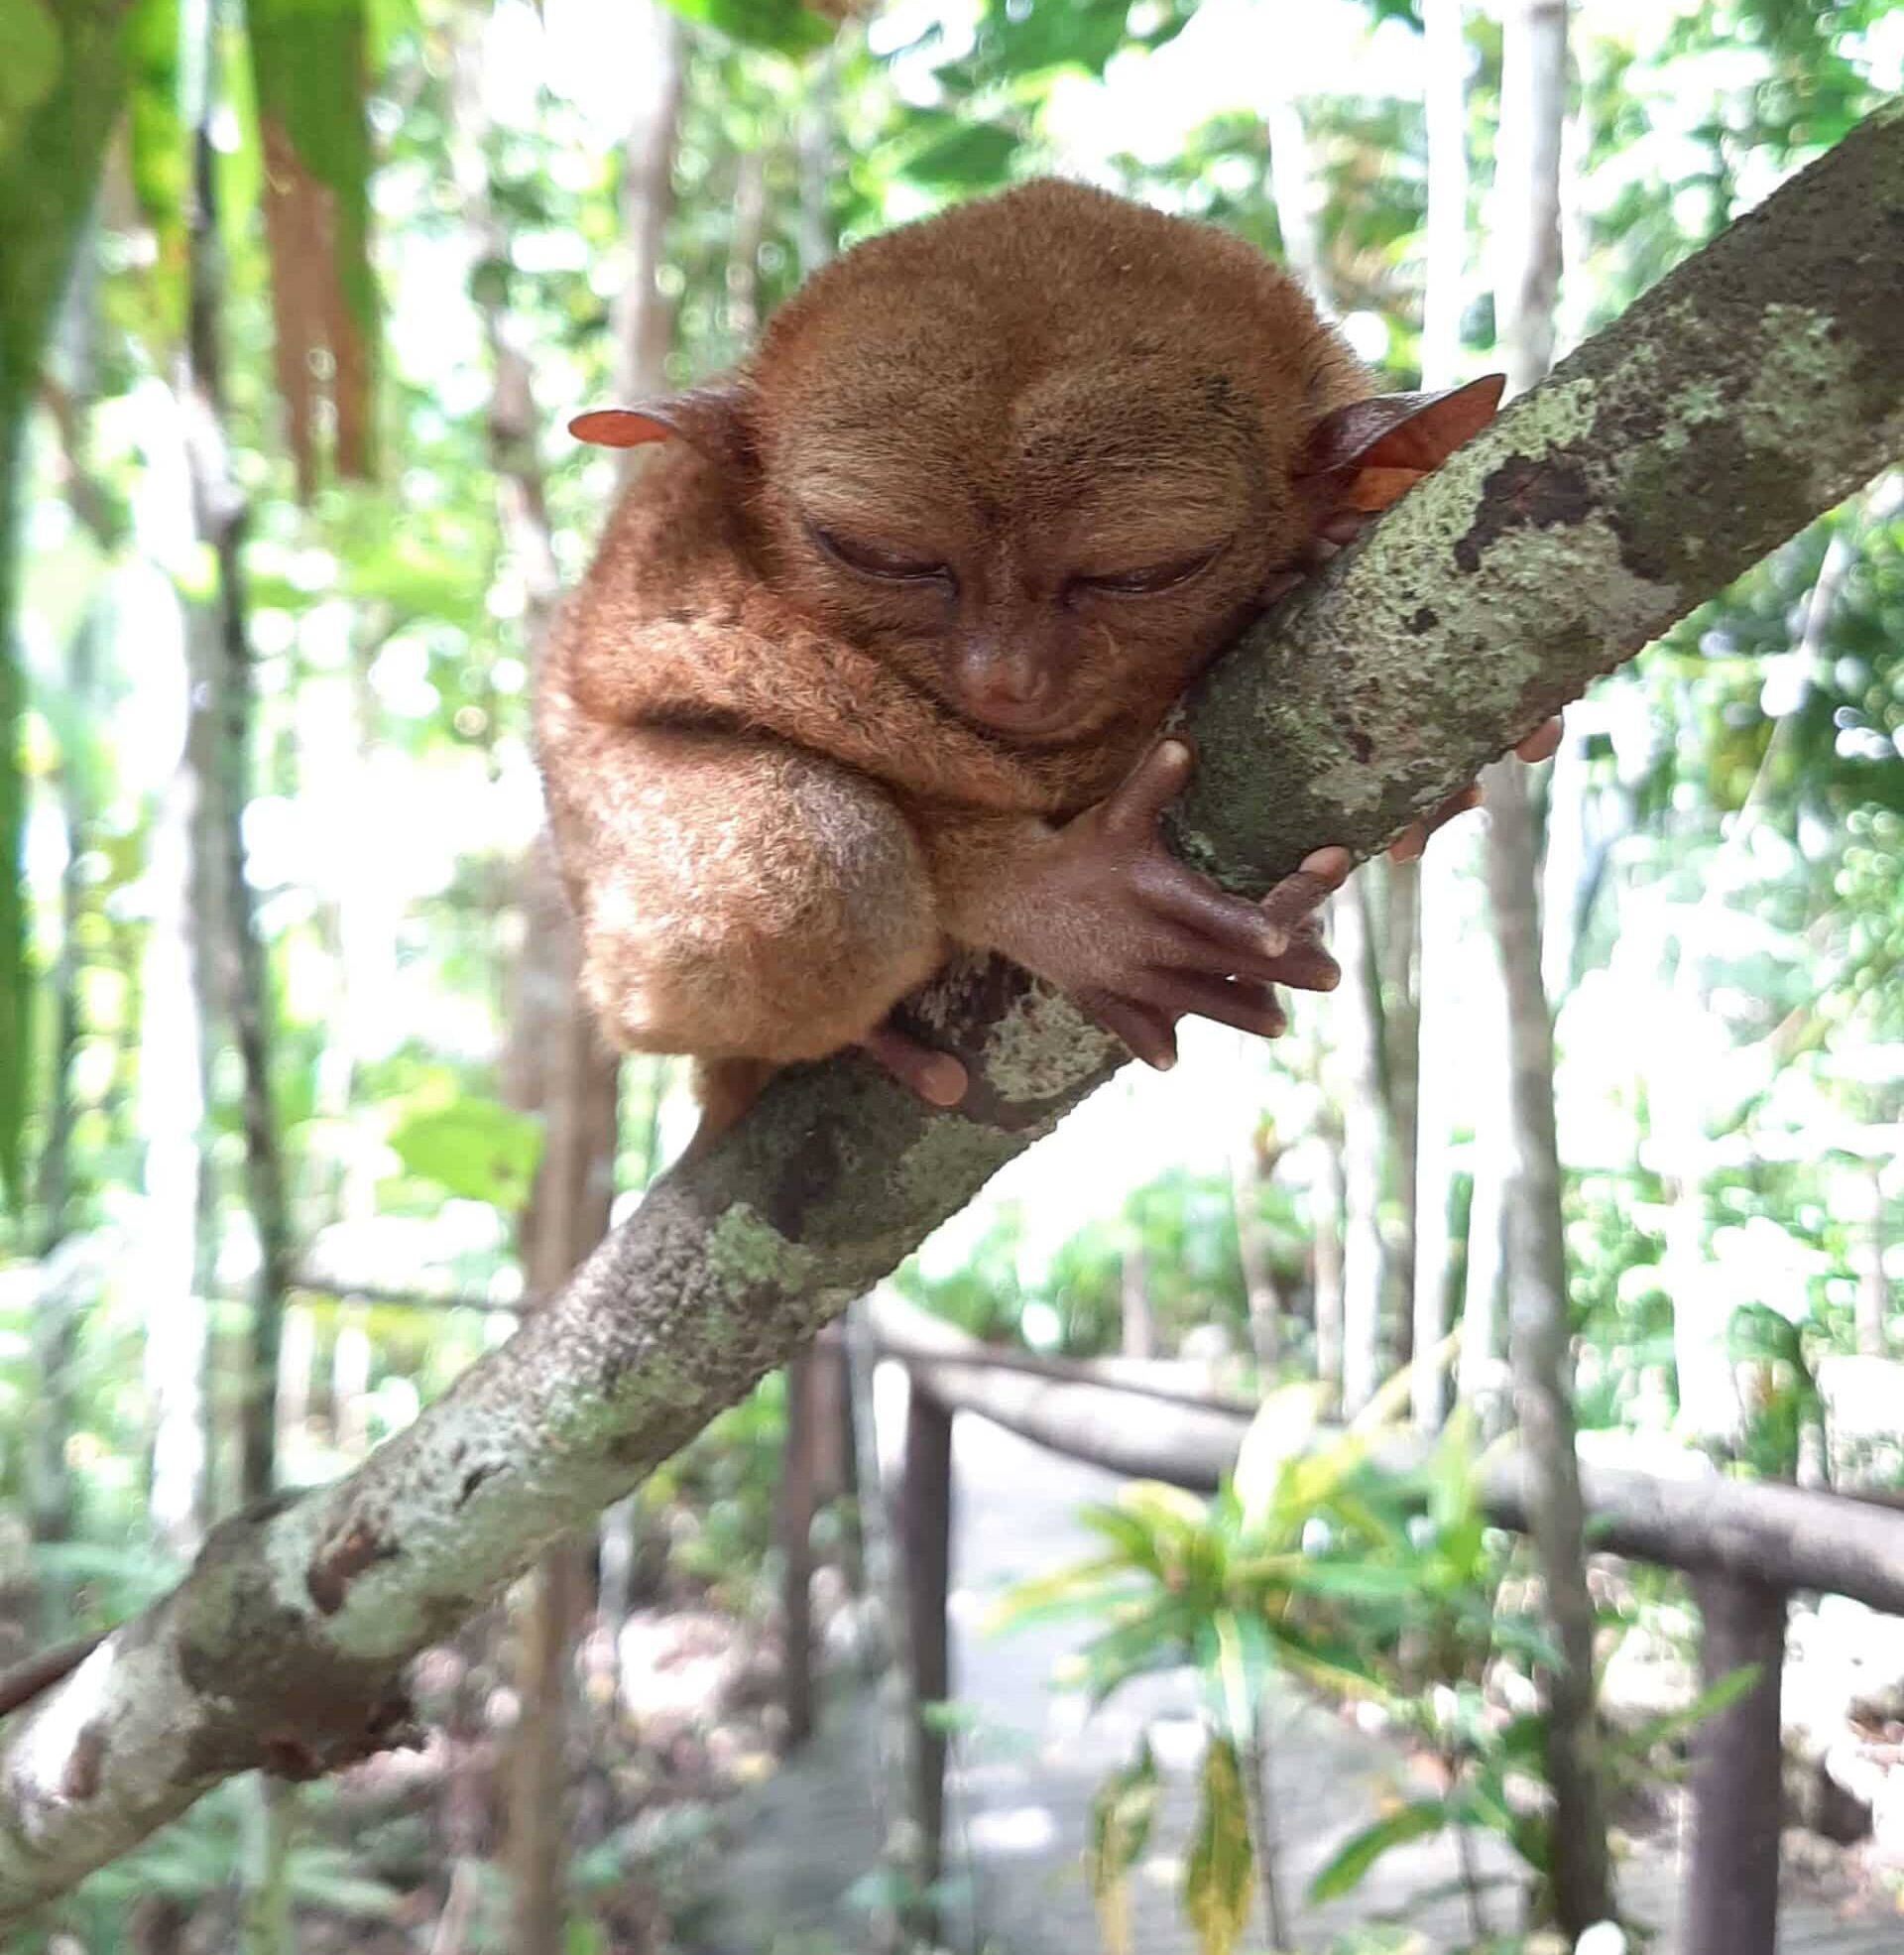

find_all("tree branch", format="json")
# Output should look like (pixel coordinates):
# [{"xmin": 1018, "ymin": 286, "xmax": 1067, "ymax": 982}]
[{"xmin": 1, "ymin": 100, "xmax": 1900, "ymax": 1917}]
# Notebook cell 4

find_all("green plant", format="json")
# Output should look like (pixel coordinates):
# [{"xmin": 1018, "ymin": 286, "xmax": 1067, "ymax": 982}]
[{"xmin": 995, "ymin": 1382, "xmax": 1403, "ymax": 1955}]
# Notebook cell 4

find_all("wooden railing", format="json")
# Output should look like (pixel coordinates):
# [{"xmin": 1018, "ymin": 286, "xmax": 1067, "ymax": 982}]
[{"xmin": 771, "ymin": 1288, "xmax": 1904, "ymax": 1955}]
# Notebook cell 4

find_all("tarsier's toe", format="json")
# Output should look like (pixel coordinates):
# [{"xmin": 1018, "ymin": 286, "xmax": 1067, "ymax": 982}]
[{"xmin": 860, "ymin": 1024, "xmax": 969, "ymax": 1109}]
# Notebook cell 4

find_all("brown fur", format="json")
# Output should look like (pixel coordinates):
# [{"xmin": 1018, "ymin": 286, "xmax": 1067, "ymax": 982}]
[{"xmin": 536, "ymin": 179, "xmax": 1499, "ymax": 1111}]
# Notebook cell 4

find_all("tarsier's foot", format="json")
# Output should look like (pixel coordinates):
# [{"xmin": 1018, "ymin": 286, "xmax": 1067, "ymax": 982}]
[{"xmin": 858, "ymin": 1023, "xmax": 969, "ymax": 1109}]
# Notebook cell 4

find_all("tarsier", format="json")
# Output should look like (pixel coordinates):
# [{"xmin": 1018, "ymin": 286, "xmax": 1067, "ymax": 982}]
[{"xmin": 537, "ymin": 180, "xmax": 1554, "ymax": 1135}]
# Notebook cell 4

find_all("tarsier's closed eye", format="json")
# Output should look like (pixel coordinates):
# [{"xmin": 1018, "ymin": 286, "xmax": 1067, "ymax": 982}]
[
  {"xmin": 809, "ymin": 521, "xmax": 953, "ymax": 587},
  {"xmin": 1069, "ymin": 543, "xmax": 1226, "ymax": 600}
]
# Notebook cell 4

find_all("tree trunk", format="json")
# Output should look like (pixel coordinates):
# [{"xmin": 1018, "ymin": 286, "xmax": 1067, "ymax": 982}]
[
  {"xmin": 726, "ymin": 147, "xmax": 767, "ymax": 348},
  {"xmin": 1493, "ymin": 0, "xmax": 1568, "ymax": 396},
  {"xmin": 1311, "ymin": 1108, "xmax": 1346, "ymax": 1408},
  {"xmin": 1682, "ymin": 1574, "xmax": 1786, "ymax": 1955},
  {"xmin": 26, "ymin": 600, "xmax": 100, "ymax": 1551},
  {"xmin": 178, "ymin": 58, "xmax": 302, "ymax": 1949},
  {"xmin": 1121, "ymin": 1242, "xmax": 1155, "ymax": 1360},
  {"xmin": 1488, "ymin": 760, "xmax": 1613, "ymax": 1933},
  {"xmin": 778, "ymin": 1351, "xmax": 818, "ymax": 1747},
  {"xmin": 1260, "ymin": 65, "xmax": 1330, "ymax": 311},
  {"xmin": 1411, "ymin": 853, "xmax": 1460, "ymax": 1433},
  {"xmin": 611, "ymin": 2, "xmax": 685, "ymax": 405},
  {"xmin": 140, "ymin": 577, "xmax": 218, "ymax": 1563},
  {"xmin": 1489, "ymin": 0, "xmax": 1612, "ymax": 1933},
  {"xmin": 1410, "ymin": 2, "xmax": 1472, "ymax": 1431},
  {"xmin": 1419, "ymin": 0, "xmax": 1471, "ymax": 392},
  {"xmin": 1231, "ymin": 1102, "xmax": 1284, "ymax": 1378},
  {"xmin": 1456, "ymin": 1072, "xmax": 1508, "ymax": 1424},
  {"xmin": 1334, "ymin": 883, "xmax": 1388, "ymax": 1417},
  {"xmin": 1378, "ymin": 859, "xmax": 1421, "ymax": 1367}
]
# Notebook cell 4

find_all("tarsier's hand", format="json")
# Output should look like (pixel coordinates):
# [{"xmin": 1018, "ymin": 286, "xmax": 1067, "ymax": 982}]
[
  {"xmin": 859, "ymin": 739, "xmax": 1347, "ymax": 1106},
  {"xmin": 859, "ymin": 719, "xmax": 1564, "ymax": 1107},
  {"xmin": 992, "ymin": 738, "xmax": 1349, "ymax": 1070}
]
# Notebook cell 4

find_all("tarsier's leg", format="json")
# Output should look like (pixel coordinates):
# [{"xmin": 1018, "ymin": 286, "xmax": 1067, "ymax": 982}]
[{"xmin": 541, "ymin": 721, "xmax": 945, "ymax": 1076}]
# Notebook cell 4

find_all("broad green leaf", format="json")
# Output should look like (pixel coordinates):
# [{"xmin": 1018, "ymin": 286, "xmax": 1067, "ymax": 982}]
[
  {"xmin": 987, "ymin": 1552, "xmax": 1139, "ymax": 1633},
  {"xmin": 1307, "ymin": 1799, "xmax": 1447, "ymax": 1902},
  {"xmin": 0, "ymin": 0, "xmax": 59, "ymax": 152},
  {"xmin": 1087, "ymin": 1739, "xmax": 1160, "ymax": 1955},
  {"xmin": 660, "ymin": 0, "xmax": 834, "ymax": 58},
  {"xmin": 899, "ymin": 117, "xmax": 1018, "ymax": 189},
  {"xmin": 1183, "ymin": 1735, "xmax": 1254, "ymax": 1955},
  {"xmin": 1274, "ymin": 1560, "xmax": 1422, "ymax": 1603},
  {"xmin": 386, "ymin": 1096, "xmax": 543, "ymax": 1211}
]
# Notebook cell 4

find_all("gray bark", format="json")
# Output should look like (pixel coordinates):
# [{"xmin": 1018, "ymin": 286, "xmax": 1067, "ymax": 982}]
[
  {"xmin": 1230, "ymin": 1105, "xmax": 1284, "ymax": 1377},
  {"xmin": 1488, "ymin": 0, "xmax": 1612, "ymax": 1930},
  {"xmin": 1334, "ymin": 882, "xmax": 1388, "ymax": 1416},
  {"xmin": 1410, "ymin": 0, "xmax": 1470, "ymax": 1414},
  {"xmin": 1419, "ymin": 0, "xmax": 1471, "ymax": 392},
  {"xmin": 1311, "ymin": 1108, "xmax": 1347, "ymax": 1405},
  {"xmin": 1, "ymin": 104, "xmax": 1901, "ymax": 1912},
  {"xmin": 1488, "ymin": 758, "xmax": 1613, "ymax": 1932},
  {"xmin": 1378, "ymin": 859, "xmax": 1421, "ymax": 1370}
]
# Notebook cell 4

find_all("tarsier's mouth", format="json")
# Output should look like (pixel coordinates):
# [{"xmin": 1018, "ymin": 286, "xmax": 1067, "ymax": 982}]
[{"xmin": 956, "ymin": 694, "xmax": 1096, "ymax": 745}]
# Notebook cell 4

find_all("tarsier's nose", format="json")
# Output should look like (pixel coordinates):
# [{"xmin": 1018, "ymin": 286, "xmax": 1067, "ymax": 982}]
[{"xmin": 958, "ymin": 641, "xmax": 1067, "ymax": 733}]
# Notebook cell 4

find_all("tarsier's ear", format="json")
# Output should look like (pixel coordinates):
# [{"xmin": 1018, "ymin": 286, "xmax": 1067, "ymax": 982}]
[
  {"xmin": 1296, "ymin": 374, "xmax": 1506, "ymax": 528},
  {"xmin": 568, "ymin": 383, "xmax": 751, "ymax": 469}
]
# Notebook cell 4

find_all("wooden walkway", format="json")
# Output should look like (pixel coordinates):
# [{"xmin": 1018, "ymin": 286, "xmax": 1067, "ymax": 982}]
[{"xmin": 689, "ymin": 1420, "xmax": 1899, "ymax": 1955}]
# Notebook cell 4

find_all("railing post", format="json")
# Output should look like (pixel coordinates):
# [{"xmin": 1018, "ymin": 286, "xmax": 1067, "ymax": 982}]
[
  {"xmin": 900, "ymin": 1381, "xmax": 954, "ymax": 1892},
  {"xmin": 1684, "ymin": 1571, "xmax": 1788, "ymax": 1955},
  {"xmin": 778, "ymin": 1352, "xmax": 818, "ymax": 1748}
]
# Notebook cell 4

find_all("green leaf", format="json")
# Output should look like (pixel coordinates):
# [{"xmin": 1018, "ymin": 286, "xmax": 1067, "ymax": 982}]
[
  {"xmin": 659, "ymin": 0, "xmax": 834, "ymax": 58},
  {"xmin": 1087, "ymin": 1739, "xmax": 1161, "ymax": 1955},
  {"xmin": 386, "ymin": 1096, "xmax": 543, "ymax": 1211},
  {"xmin": 899, "ymin": 115, "xmax": 1019, "ymax": 189},
  {"xmin": 988, "ymin": 1552, "xmax": 1140, "ymax": 1633},
  {"xmin": 562, "ymin": 1919, "xmax": 608, "ymax": 1955},
  {"xmin": 1183, "ymin": 1736, "xmax": 1254, "ymax": 1955},
  {"xmin": 0, "ymin": 0, "xmax": 59, "ymax": 152},
  {"xmin": 1306, "ymin": 1799, "xmax": 1447, "ymax": 1902}
]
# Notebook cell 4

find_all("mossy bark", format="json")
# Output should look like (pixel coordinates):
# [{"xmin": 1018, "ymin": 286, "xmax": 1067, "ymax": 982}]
[{"xmin": 0, "ymin": 100, "xmax": 1902, "ymax": 1919}]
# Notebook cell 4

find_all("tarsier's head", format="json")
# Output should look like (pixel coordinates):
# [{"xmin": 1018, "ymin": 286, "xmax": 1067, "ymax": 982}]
[{"xmin": 575, "ymin": 180, "xmax": 1499, "ymax": 748}]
